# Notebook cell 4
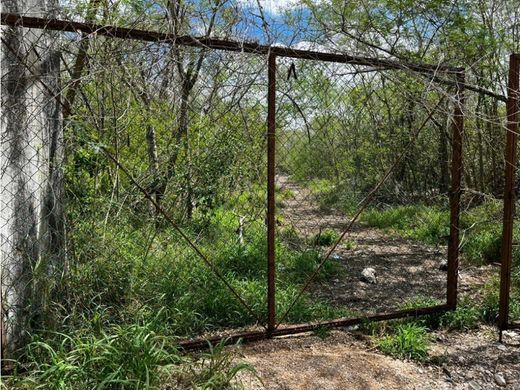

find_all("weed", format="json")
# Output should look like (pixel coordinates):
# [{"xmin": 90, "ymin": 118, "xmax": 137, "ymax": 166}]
[
  {"xmin": 440, "ymin": 299, "xmax": 480, "ymax": 330},
  {"xmin": 172, "ymin": 340, "xmax": 255, "ymax": 389},
  {"xmin": 399, "ymin": 296, "xmax": 443, "ymax": 329},
  {"xmin": 362, "ymin": 205, "xmax": 449, "ymax": 245},
  {"xmin": 377, "ymin": 323, "xmax": 429, "ymax": 361},
  {"xmin": 312, "ymin": 228, "xmax": 340, "ymax": 246}
]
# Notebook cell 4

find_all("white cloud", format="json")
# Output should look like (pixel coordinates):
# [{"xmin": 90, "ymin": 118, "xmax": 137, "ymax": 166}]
[{"xmin": 237, "ymin": 0, "xmax": 300, "ymax": 15}]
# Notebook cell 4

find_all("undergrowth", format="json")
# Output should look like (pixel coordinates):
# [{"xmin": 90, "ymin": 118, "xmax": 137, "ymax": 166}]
[
  {"xmin": 9, "ymin": 197, "xmax": 344, "ymax": 388},
  {"xmin": 6, "ymin": 330, "xmax": 253, "ymax": 389}
]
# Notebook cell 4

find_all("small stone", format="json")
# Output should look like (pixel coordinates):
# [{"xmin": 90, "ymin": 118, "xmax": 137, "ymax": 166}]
[
  {"xmin": 360, "ymin": 267, "xmax": 377, "ymax": 284},
  {"xmin": 494, "ymin": 373, "xmax": 507, "ymax": 387},
  {"xmin": 495, "ymin": 342, "xmax": 507, "ymax": 351},
  {"xmin": 439, "ymin": 260, "xmax": 448, "ymax": 271},
  {"xmin": 467, "ymin": 380, "xmax": 481, "ymax": 390}
]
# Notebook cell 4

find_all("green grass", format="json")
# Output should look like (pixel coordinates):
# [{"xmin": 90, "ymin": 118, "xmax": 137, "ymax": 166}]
[
  {"xmin": 15, "ymin": 187, "xmax": 520, "ymax": 384},
  {"xmin": 360, "ymin": 201, "xmax": 509, "ymax": 265},
  {"xmin": 9, "ymin": 200, "xmax": 348, "ymax": 388},
  {"xmin": 377, "ymin": 323, "xmax": 430, "ymax": 361},
  {"xmin": 359, "ymin": 201, "xmax": 520, "ymax": 328},
  {"xmin": 440, "ymin": 299, "xmax": 480, "ymax": 330},
  {"xmin": 399, "ymin": 296, "xmax": 443, "ymax": 329},
  {"xmin": 311, "ymin": 228, "xmax": 340, "ymax": 246},
  {"xmin": 6, "ymin": 329, "xmax": 252, "ymax": 389},
  {"xmin": 362, "ymin": 205, "xmax": 449, "ymax": 245}
]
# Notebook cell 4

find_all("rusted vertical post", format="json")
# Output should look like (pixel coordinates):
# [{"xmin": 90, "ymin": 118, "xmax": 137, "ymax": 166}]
[
  {"xmin": 447, "ymin": 71, "xmax": 465, "ymax": 309},
  {"xmin": 499, "ymin": 53, "xmax": 520, "ymax": 333},
  {"xmin": 267, "ymin": 52, "xmax": 276, "ymax": 335}
]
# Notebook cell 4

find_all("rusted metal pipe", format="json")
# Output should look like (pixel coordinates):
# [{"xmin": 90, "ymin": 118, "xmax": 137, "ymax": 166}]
[
  {"xmin": 1, "ymin": 13, "xmax": 463, "ymax": 75},
  {"xmin": 267, "ymin": 52, "xmax": 277, "ymax": 335},
  {"xmin": 499, "ymin": 53, "xmax": 520, "ymax": 332},
  {"xmin": 446, "ymin": 72, "xmax": 465, "ymax": 309},
  {"xmin": 178, "ymin": 304, "xmax": 450, "ymax": 351}
]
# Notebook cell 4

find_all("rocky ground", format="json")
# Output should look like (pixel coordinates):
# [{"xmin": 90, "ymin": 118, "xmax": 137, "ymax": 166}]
[{"xmin": 235, "ymin": 327, "xmax": 519, "ymax": 389}]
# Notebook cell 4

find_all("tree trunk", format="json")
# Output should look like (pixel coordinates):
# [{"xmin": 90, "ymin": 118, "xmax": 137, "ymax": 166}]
[{"xmin": 1, "ymin": 0, "xmax": 63, "ymax": 359}]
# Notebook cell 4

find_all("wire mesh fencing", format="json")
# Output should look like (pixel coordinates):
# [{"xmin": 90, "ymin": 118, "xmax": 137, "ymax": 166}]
[
  {"xmin": 1, "ymin": 18, "xmax": 64, "ymax": 355},
  {"xmin": 1, "ymin": 11, "xmax": 518, "ymax": 357},
  {"xmin": 273, "ymin": 57, "xmax": 462, "ymax": 329},
  {"xmin": 59, "ymin": 37, "xmax": 272, "ymax": 340}
]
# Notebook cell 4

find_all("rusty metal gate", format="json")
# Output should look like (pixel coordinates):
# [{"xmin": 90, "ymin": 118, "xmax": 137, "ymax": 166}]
[{"xmin": 1, "ymin": 13, "xmax": 472, "ymax": 355}]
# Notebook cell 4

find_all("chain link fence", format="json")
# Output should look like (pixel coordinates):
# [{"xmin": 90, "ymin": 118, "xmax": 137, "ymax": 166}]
[{"xmin": 1, "ymin": 12, "xmax": 517, "ymax": 356}]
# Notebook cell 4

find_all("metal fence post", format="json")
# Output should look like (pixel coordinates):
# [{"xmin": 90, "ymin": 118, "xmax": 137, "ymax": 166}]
[
  {"xmin": 447, "ymin": 72, "xmax": 465, "ymax": 309},
  {"xmin": 267, "ymin": 52, "xmax": 277, "ymax": 335},
  {"xmin": 499, "ymin": 53, "xmax": 520, "ymax": 334}
]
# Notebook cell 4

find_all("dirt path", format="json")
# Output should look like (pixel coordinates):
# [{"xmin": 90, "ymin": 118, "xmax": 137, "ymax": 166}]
[
  {"xmin": 275, "ymin": 174, "xmax": 494, "ymax": 314},
  {"xmin": 234, "ymin": 175, "xmax": 519, "ymax": 389}
]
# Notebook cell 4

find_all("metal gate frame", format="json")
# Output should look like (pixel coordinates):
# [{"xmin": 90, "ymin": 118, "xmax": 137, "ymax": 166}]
[
  {"xmin": 0, "ymin": 13, "xmax": 472, "ymax": 353},
  {"xmin": 499, "ymin": 53, "xmax": 520, "ymax": 336}
]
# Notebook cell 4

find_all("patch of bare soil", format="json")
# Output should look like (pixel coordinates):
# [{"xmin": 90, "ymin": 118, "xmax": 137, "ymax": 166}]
[
  {"xmin": 275, "ymin": 174, "xmax": 496, "ymax": 314},
  {"xmin": 236, "ymin": 328, "xmax": 520, "ymax": 389}
]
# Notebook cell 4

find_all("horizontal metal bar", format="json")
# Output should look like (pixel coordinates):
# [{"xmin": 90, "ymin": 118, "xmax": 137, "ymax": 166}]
[
  {"xmin": 178, "ymin": 304, "xmax": 450, "ymax": 350},
  {"xmin": 1, "ymin": 13, "xmax": 462, "ymax": 75},
  {"xmin": 4, "ymin": 14, "xmax": 510, "ymax": 102},
  {"xmin": 510, "ymin": 320, "xmax": 520, "ymax": 329}
]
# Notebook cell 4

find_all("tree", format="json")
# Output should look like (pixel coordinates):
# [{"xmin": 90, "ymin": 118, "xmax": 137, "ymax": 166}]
[{"xmin": 1, "ymin": 0, "xmax": 64, "ymax": 357}]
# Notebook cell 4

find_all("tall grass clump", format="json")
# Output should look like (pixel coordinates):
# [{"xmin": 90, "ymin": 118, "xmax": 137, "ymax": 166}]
[
  {"xmin": 10, "ymin": 323, "xmax": 180, "ymax": 389},
  {"xmin": 377, "ymin": 323, "xmax": 430, "ymax": 361},
  {"xmin": 7, "ymin": 329, "xmax": 253, "ymax": 390}
]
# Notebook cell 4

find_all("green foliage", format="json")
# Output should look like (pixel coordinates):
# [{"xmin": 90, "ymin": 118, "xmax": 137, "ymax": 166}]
[
  {"xmin": 362, "ymin": 205, "xmax": 449, "ymax": 245},
  {"xmin": 311, "ymin": 228, "xmax": 340, "ymax": 246},
  {"xmin": 462, "ymin": 228, "xmax": 502, "ymax": 264},
  {"xmin": 480, "ymin": 278, "xmax": 520, "ymax": 324},
  {"xmin": 8, "ymin": 330, "xmax": 252, "ymax": 390},
  {"xmin": 343, "ymin": 239, "xmax": 356, "ymax": 250},
  {"xmin": 361, "ymin": 201, "xmax": 508, "ymax": 265},
  {"xmin": 278, "ymin": 225, "xmax": 301, "ymax": 247},
  {"xmin": 13, "ymin": 323, "xmax": 180, "ymax": 389},
  {"xmin": 399, "ymin": 296, "xmax": 443, "ymax": 329},
  {"xmin": 440, "ymin": 299, "xmax": 480, "ymax": 331},
  {"xmin": 171, "ymin": 340, "xmax": 255, "ymax": 389},
  {"xmin": 377, "ymin": 323, "xmax": 430, "ymax": 361}
]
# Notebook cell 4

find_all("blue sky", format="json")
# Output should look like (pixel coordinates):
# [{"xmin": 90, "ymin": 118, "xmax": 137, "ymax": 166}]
[{"xmin": 234, "ymin": 0, "xmax": 313, "ymax": 45}]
